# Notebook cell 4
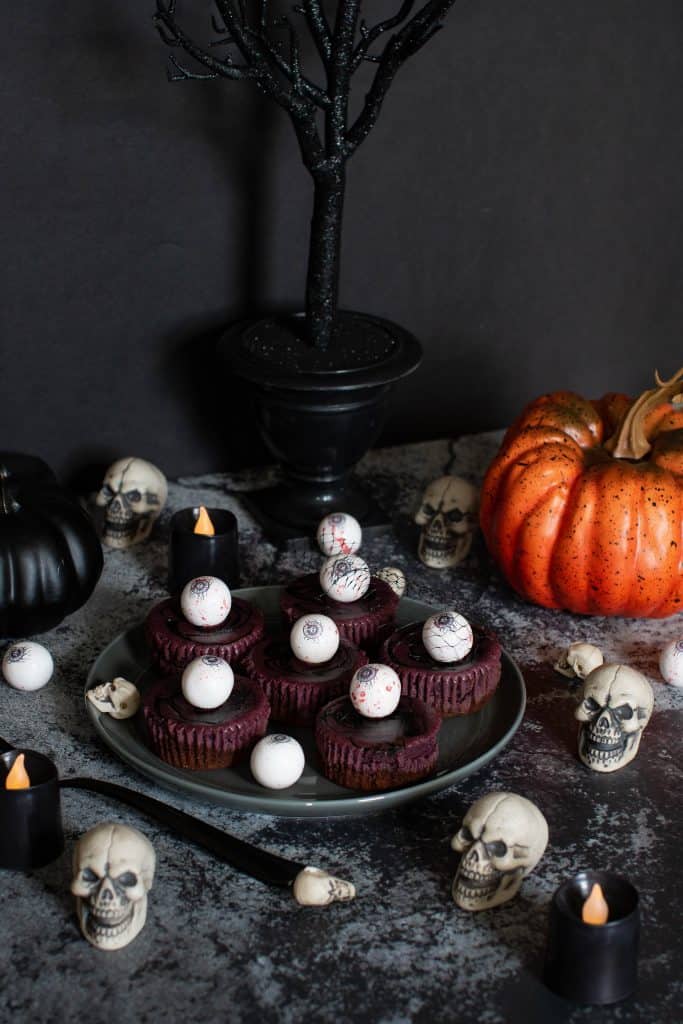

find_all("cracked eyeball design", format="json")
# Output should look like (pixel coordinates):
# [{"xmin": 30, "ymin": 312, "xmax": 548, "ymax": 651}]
[
  {"xmin": 422, "ymin": 611, "xmax": 473, "ymax": 663},
  {"xmin": 319, "ymin": 555, "xmax": 371, "ymax": 604}
]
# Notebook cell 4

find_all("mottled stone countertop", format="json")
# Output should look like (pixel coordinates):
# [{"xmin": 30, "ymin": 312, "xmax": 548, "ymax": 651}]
[{"xmin": 1, "ymin": 434, "xmax": 681, "ymax": 1024}]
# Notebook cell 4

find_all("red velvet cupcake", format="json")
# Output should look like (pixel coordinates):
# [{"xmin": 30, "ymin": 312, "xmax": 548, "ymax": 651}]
[
  {"xmin": 143, "ymin": 673, "xmax": 269, "ymax": 771},
  {"xmin": 240, "ymin": 636, "xmax": 367, "ymax": 726},
  {"xmin": 145, "ymin": 596, "xmax": 265, "ymax": 674},
  {"xmin": 280, "ymin": 572, "xmax": 399, "ymax": 648},
  {"xmin": 315, "ymin": 695, "xmax": 440, "ymax": 791},
  {"xmin": 379, "ymin": 621, "xmax": 502, "ymax": 717}
]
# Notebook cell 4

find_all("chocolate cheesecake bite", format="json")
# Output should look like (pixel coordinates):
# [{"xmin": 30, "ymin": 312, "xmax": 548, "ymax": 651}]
[
  {"xmin": 145, "ymin": 576, "xmax": 265, "ymax": 675},
  {"xmin": 379, "ymin": 614, "xmax": 502, "ymax": 717},
  {"xmin": 240, "ymin": 613, "xmax": 367, "ymax": 726}
]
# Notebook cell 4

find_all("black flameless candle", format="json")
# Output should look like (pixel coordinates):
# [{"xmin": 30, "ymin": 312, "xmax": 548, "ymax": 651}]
[
  {"xmin": 168, "ymin": 506, "xmax": 240, "ymax": 595},
  {"xmin": 544, "ymin": 870, "xmax": 640, "ymax": 1005},
  {"xmin": 0, "ymin": 748, "xmax": 64, "ymax": 870}
]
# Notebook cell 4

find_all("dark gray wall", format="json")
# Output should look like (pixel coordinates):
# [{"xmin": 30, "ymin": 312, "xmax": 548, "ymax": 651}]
[{"xmin": 2, "ymin": 1, "xmax": 682, "ymax": 484}]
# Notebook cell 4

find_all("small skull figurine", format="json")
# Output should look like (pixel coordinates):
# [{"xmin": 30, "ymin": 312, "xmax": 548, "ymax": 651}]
[
  {"xmin": 95, "ymin": 457, "xmax": 167, "ymax": 548},
  {"xmin": 72, "ymin": 822, "xmax": 156, "ymax": 950},
  {"xmin": 451, "ymin": 792, "xmax": 548, "ymax": 911},
  {"xmin": 86, "ymin": 678, "xmax": 141, "ymax": 720},
  {"xmin": 415, "ymin": 476, "xmax": 479, "ymax": 569},
  {"xmin": 292, "ymin": 866, "xmax": 356, "ymax": 907},
  {"xmin": 554, "ymin": 642, "xmax": 604, "ymax": 680},
  {"xmin": 575, "ymin": 664, "xmax": 654, "ymax": 773}
]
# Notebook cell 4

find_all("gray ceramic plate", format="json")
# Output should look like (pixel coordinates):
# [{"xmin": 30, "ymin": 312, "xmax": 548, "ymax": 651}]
[{"xmin": 85, "ymin": 587, "xmax": 525, "ymax": 817}]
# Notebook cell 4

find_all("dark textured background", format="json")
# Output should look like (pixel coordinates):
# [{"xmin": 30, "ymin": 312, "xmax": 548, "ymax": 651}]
[{"xmin": 2, "ymin": 1, "xmax": 683, "ymax": 482}]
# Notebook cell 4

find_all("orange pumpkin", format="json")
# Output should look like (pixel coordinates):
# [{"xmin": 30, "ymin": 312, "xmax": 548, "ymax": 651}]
[{"xmin": 480, "ymin": 369, "xmax": 683, "ymax": 618}]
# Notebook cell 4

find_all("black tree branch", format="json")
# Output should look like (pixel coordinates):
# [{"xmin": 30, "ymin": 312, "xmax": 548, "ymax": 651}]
[
  {"xmin": 353, "ymin": 0, "xmax": 416, "ymax": 69},
  {"xmin": 346, "ymin": 0, "xmax": 456, "ymax": 153}
]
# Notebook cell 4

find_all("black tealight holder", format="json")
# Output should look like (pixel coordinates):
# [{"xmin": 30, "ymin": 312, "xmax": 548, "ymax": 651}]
[
  {"xmin": 544, "ymin": 870, "xmax": 640, "ymax": 1005},
  {"xmin": 0, "ymin": 748, "xmax": 64, "ymax": 870},
  {"xmin": 168, "ymin": 507, "xmax": 240, "ymax": 594}
]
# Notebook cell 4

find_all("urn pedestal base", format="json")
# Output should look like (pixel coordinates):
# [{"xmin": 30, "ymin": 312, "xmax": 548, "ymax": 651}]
[{"xmin": 218, "ymin": 311, "xmax": 422, "ymax": 541}]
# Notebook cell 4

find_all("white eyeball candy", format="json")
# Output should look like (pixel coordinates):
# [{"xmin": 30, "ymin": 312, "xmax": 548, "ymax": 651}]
[
  {"xmin": 290, "ymin": 614, "xmax": 340, "ymax": 664},
  {"xmin": 659, "ymin": 639, "xmax": 683, "ymax": 686},
  {"xmin": 2, "ymin": 641, "xmax": 54, "ymax": 692},
  {"xmin": 320, "ymin": 555, "xmax": 371, "ymax": 603},
  {"xmin": 349, "ymin": 663, "xmax": 401, "ymax": 718},
  {"xmin": 181, "ymin": 656, "xmax": 234, "ymax": 709},
  {"xmin": 316, "ymin": 512, "xmax": 362, "ymax": 557},
  {"xmin": 250, "ymin": 734, "xmax": 305, "ymax": 789},
  {"xmin": 422, "ymin": 611, "xmax": 473, "ymax": 663},
  {"xmin": 180, "ymin": 576, "xmax": 232, "ymax": 628}
]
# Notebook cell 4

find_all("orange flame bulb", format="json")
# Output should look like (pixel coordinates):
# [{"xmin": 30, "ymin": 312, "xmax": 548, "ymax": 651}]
[
  {"xmin": 582, "ymin": 882, "xmax": 609, "ymax": 925},
  {"xmin": 5, "ymin": 753, "xmax": 30, "ymax": 790},
  {"xmin": 193, "ymin": 506, "xmax": 215, "ymax": 537}
]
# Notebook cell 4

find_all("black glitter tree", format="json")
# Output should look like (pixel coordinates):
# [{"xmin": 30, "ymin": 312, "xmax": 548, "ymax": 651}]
[{"xmin": 155, "ymin": 1, "xmax": 457, "ymax": 351}]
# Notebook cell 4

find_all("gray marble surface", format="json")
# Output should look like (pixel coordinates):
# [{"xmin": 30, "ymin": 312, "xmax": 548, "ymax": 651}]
[{"xmin": 1, "ymin": 433, "xmax": 681, "ymax": 1024}]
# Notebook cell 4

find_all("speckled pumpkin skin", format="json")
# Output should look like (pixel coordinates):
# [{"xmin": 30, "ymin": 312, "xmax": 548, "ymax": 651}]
[{"xmin": 480, "ymin": 389, "xmax": 683, "ymax": 618}]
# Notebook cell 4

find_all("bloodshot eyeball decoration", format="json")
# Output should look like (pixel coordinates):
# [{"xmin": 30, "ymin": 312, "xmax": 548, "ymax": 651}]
[
  {"xmin": 180, "ymin": 576, "xmax": 232, "ymax": 627},
  {"xmin": 349, "ymin": 664, "xmax": 401, "ymax": 718},
  {"xmin": 316, "ymin": 513, "xmax": 362, "ymax": 557}
]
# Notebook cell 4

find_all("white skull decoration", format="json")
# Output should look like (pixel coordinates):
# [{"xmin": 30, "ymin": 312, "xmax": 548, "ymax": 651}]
[
  {"xmin": 86, "ymin": 678, "xmax": 141, "ymax": 720},
  {"xmin": 71, "ymin": 822, "xmax": 156, "ymax": 950},
  {"xmin": 575, "ymin": 664, "xmax": 654, "ymax": 773},
  {"xmin": 292, "ymin": 866, "xmax": 356, "ymax": 907},
  {"xmin": 554, "ymin": 642, "xmax": 604, "ymax": 680},
  {"xmin": 96, "ymin": 457, "xmax": 167, "ymax": 549},
  {"xmin": 451, "ymin": 792, "xmax": 548, "ymax": 911},
  {"xmin": 415, "ymin": 476, "xmax": 479, "ymax": 569}
]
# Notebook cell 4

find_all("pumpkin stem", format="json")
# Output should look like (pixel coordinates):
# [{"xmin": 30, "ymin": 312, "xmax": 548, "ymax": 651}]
[{"xmin": 604, "ymin": 367, "xmax": 683, "ymax": 459}]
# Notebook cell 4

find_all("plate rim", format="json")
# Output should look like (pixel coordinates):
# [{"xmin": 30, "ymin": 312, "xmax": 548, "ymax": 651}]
[{"xmin": 85, "ymin": 587, "xmax": 526, "ymax": 817}]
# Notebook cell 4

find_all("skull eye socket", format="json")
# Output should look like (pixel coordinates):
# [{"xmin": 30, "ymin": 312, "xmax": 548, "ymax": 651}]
[
  {"xmin": 446, "ymin": 508, "xmax": 465, "ymax": 524},
  {"xmin": 117, "ymin": 872, "xmax": 138, "ymax": 887},
  {"xmin": 485, "ymin": 840, "xmax": 508, "ymax": 858},
  {"xmin": 422, "ymin": 504, "xmax": 437, "ymax": 517},
  {"xmin": 100, "ymin": 484, "xmax": 114, "ymax": 499},
  {"xmin": 81, "ymin": 867, "xmax": 99, "ymax": 883},
  {"xmin": 584, "ymin": 696, "xmax": 601, "ymax": 713},
  {"xmin": 125, "ymin": 490, "xmax": 142, "ymax": 504},
  {"xmin": 459, "ymin": 825, "xmax": 474, "ymax": 844},
  {"xmin": 613, "ymin": 704, "xmax": 634, "ymax": 721}
]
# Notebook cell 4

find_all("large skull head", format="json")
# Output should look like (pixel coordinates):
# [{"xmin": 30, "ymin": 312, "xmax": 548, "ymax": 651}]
[
  {"xmin": 71, "ymin": 822, "xmax": 156, "ymax": 950},
  {"xmin": 414, "ymin": 476, "xmax": 479, "ymax": 569},
  {"xmin": 95, "ymin": 457, "xmax": 167, "ymax": 549},
  {"xmin": 451, "ymin": 792, "xmax": 548, "ymax": 911},
  {"xmin": 575, "ymin": 664, "xmax": 654, "ymax": 773}
]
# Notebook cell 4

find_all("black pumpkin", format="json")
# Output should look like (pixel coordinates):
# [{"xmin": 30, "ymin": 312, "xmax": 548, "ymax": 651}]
[{"xmin": 0, "ymin": 453, "xmax": 103, "ymax": 637}]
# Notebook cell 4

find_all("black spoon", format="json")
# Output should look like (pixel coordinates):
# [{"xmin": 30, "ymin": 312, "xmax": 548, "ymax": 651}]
[{"xmin": 0, "ymin": 735, "xmax": 304, "ymax": 887}]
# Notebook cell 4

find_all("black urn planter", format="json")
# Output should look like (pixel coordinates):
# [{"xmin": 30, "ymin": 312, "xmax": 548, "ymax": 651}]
[{"xmin": 219, "ymin": 311, "xmax": 422, "ymax": 539}]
